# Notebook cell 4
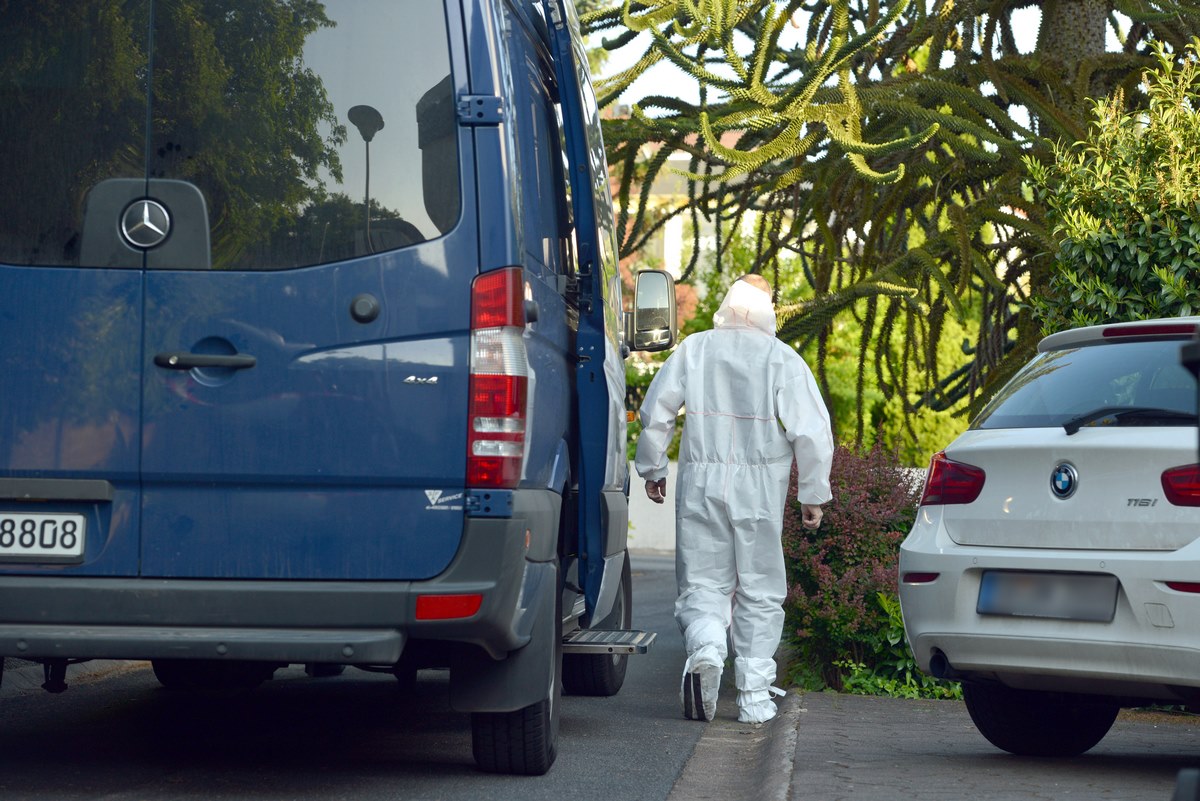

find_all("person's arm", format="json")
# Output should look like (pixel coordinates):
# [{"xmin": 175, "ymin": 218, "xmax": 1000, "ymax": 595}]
[
  {"xmin": 776, "ymin": 357, "xmax": 834, "ymax": 507},
  {"xmin": 633, "ymin": 346, "xmax": 686, "ymax": 499}
]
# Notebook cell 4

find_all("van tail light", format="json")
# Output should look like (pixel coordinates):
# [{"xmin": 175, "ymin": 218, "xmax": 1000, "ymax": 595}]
[
  {"xmin": 1162, "ymin": 464, "xmax": 1200, "ymax": 506},
  {"xmin": 415, "ymin": 593, "xmax": 483, "ymax": 620},
  {"xmin": 919, "ymin": 451, "xmax": 985, "ymax": 506},
  {"xmin": 468, "ymin": 268, "xmax": 528, "ymax": 488}
]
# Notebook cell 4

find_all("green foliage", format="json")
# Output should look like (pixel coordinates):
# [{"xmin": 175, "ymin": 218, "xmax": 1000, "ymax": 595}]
[
  {"xmin": 589, "ymin": 1, "xmax": 1200, "ymax": 433},
  {"xmin": 1027, "ymin": 38, "xmax": 1200, "ymax": 332},
  {"xmin": 781, "ymin": 444, "xmax": 921, "ymax": 690},
  {"xmin": 583, "ymin": 1, "xmax": 937, "ymax": 271},
  {"xmin": 0, "ymin": 1, "xmax": 344, "ymax": 269},
  {"xmin": 653, "ymin": 226, "xmax": 971, "ymax": 461},
  {"xmin": 834, "ymin": 593, "xmax": 961, "ymax": 700},
  {"xmin": 625, "ymin": 357, "xmax": 683, "ymax": 461}
]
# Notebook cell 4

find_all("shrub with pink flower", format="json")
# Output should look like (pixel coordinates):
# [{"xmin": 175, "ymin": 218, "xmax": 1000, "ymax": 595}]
[{"xmin": 782, "ymin": 444, "xmax": 922, "ymax": 689}]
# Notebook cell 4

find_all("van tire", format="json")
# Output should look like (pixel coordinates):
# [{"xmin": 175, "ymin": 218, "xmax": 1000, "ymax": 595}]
[
  {"xmin": 471, "ymin": 562, "xmax": 562, "ymax": 775},
  {"xmin": 563, "ymin": 551, "xmax": 631, "ymax": 696}
]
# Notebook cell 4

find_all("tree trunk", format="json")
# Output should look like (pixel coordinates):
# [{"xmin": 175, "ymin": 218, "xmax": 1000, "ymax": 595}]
[{"xmin": 1036, "ymin": 0, "xmax": 1110, "ymax": 103}]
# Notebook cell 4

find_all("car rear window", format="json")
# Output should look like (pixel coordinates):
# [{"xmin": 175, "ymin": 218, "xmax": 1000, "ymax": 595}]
[
  {"xmin": 973, "ymin": 339, "xmax": 1198, "ymax": 430},
  {"xmin": 0, "ymin": 0, "xmax": 459, "ymax": 271}
]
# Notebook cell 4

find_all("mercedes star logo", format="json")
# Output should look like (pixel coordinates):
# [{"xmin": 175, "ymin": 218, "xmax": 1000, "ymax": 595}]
[
  {"xmin": 1051, "ymin": 462, "xmax": 1078, "ymax": 500},
  {"xmin": 121, "ymin": 199, "xmax": 171, "ymax": 249}
]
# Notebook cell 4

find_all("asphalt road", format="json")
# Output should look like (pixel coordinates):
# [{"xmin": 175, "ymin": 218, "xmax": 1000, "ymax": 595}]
[
  {"xmin": 5, "ymin": 552, "xmax": 1199, "ymax": 801},
  {"xmin": 0, "ymin": 553, "xmax": 704, "ymax": 801}
]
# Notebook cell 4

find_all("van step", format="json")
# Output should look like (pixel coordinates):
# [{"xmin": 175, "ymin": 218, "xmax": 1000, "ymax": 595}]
[{"xmin": 562, "ymin": 629, "xmax": 656, "ymax": 655}]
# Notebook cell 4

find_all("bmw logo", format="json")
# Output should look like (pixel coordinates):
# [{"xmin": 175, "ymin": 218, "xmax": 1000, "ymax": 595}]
[
  {"xmin": 120, "ymin": 198, "xmax": 171, "ymax": 249},
  {"xmin": 1051, "ymin": 463, "xmax": 1078, "ymax": 499}
]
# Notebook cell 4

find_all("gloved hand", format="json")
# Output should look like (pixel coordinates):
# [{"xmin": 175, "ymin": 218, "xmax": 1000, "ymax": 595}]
[
  {"xmin": 801, "ymin": 503, "xmax": 823, "ymax": 529},
  {"xmin": 645, "ymin": 478, "xmax": 667, "ymax": 504}
]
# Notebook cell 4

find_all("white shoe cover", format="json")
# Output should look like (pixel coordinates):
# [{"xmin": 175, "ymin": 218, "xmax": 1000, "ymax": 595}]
[
  {"xmin": 735, "ymin": 657, "xmax": 782, "ymax": 724},
  {"xmin": 736, "ymin": 686, "xmax": 786, "ymax": 724},
  {"xmin": 681, "ymin": 646, "xmax": 723, "ymax": 721},
  {"xmin": 736, "ymin": 693, "xmax": 776, "ymax": 724}
]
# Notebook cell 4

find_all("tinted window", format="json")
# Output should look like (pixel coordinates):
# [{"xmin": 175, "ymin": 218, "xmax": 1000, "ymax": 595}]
[
  {"xmin": 0, "ymin": 0, "xmax": 459, "ymax": 270},
  {"xmin": 973, "ymin": 339, "xmax": 1197, "ymax": 430}
]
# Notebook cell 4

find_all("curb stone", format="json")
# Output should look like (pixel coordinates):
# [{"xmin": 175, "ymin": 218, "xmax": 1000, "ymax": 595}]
[{"xmin": 667, "ymin": 686, "xmax": 801, "ymax": 801}]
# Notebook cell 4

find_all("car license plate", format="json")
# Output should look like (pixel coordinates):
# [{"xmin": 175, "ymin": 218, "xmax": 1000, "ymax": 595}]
[
  {"xmin": 0, "ymin": 512, "xmax": 86, "ymax": 562},
  {"xmin": 977, "ymin": 571, "xmax": 1117, "ymax": 622}
]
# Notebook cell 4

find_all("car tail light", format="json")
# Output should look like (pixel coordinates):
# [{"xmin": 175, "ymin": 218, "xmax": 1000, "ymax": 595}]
[
  {"xmin": 1102, "ymin": 323, "xmax": 1197, "ymax": 339},
  {"xmin": 1162, "ymin": 464, "xmax": 1200, "ymax": 507},
  {"xmin": 468, "ymin": 268, "xmax": 528, "ymax": 488},
  {"xmin": 1165, "ymin": 582, "xmax": 1200, "ymax": 594},
  {"xmin": 902, "ymin": 572, "xmax": 940, "ymax": 584},
  {"xmin": 919, "ymin": 451, "xmax": 985, "ymax": 506}
]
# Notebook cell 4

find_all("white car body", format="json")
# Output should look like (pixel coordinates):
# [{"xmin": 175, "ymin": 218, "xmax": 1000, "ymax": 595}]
[{"xmin": 899, "ymin": 318, "xmax": 1200, "ymax": 755}]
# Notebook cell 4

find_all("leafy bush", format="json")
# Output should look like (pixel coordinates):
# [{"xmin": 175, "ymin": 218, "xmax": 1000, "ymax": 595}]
[
  {"xmin": 1026, "ymin": 38, "xmax": 1200, "ymax": 333},
  {"xmin": 835, "ymin": 593, "xmax": 961, "ymax": 699},
  {"xmin": 625, "ymin": 360, "xmax": 682, "ymax": 462},
  {"xmin": 781, "ymin": 444, "xmax": 923, "ymax": 691}
]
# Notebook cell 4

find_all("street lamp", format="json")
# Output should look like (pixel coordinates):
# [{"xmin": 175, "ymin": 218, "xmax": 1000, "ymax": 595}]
[{"xmin": 348, "ymin": 104, "xmax": 384, "ymax": 252}]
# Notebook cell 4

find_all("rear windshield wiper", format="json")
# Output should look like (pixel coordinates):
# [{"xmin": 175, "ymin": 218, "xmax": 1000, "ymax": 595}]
[{"xmin": 1063, "ymin": 406, "xmax": 1199, "ymax": 435}]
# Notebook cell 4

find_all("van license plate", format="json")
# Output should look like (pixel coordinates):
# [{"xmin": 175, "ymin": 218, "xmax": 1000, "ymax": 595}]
[
  {"xmin": 0, "ymin": 513, "xmax": 86, "ymax": 562},
  {"xmin": 977, "ymin": 571, "xmax": 1117, "ymax": 622}
]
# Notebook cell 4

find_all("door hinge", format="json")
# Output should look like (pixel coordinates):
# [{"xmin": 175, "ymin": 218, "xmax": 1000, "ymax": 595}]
[{"xmin": 458, "ymin": 95, "xmax": 504, "ymax": 126}]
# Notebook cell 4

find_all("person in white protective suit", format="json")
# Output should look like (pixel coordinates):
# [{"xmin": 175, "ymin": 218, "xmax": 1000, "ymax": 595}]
[{"xmin": 634, "ymin": 274, "xmax": 833, "ymax": 724}]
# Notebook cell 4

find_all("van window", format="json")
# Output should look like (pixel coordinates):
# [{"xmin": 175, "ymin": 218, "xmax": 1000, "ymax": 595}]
[{"xmin": 0, "ymin": 1, "xmax": 460, "ymax": 270}]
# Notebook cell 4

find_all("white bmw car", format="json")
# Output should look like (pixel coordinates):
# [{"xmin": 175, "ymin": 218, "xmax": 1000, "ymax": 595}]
[{"xmin": 900, "ymin": 318, "xmax": 1200, "ymax": 756}]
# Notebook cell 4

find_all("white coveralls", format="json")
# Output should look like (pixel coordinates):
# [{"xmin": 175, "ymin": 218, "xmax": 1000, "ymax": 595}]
[{"xmin": 634, "ymin": 281, "xmax": 833, "ymax": 723}]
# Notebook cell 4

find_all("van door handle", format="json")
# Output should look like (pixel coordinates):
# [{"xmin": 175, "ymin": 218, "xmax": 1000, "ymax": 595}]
[{"xmin": 154, "ymin": 352, "xmax": 257, "ymax": 370}]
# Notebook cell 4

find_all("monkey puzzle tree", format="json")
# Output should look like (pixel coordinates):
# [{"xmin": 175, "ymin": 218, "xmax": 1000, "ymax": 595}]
[{"xmin": 584, "ymin": 1, "xmax": 1200, "ymax": 436}]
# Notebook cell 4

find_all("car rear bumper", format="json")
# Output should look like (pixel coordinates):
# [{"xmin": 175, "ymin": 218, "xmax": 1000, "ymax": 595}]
[
  {"xmin": 900, "ymin": 510, "xmax": 1200, "ymax": 702},
  {"xmin": 0, "ymin": 490, "xmax": 560, "ymax": 664}
]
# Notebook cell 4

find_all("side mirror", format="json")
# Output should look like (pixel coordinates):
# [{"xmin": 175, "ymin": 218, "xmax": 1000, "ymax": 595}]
[{"xmin": 629, "ymin": 269, "xmax": 677, "ymax": 352}]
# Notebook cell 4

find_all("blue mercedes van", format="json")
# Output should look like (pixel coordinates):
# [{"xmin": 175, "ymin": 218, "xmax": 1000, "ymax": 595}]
[{"xmin": 0, "ymin": 0, "xmax": 675, "ymax": 774}]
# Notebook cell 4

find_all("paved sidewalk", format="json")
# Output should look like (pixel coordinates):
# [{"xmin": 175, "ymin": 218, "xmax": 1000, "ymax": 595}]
[{"xmin": 788, "ymin": 692, "xmax": 1200, "ymax": 801}]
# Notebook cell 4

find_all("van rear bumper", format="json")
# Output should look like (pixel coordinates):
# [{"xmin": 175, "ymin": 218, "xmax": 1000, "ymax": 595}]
[{"xmin": 0, "ymin": 490, "xmax": 561, "ymax": 664}]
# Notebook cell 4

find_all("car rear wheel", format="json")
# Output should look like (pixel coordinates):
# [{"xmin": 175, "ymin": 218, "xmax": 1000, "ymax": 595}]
[
  {"xmin": 563, "ymin": 551, "xmax": 631, "ymax": 696},
  {"xmin": 963, "ymin": 683, "xmax": 1119, "ymax": 756}
]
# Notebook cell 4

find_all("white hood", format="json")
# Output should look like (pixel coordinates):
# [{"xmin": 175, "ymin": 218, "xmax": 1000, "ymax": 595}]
[{"xmin": 712, "ymin": 281, "xmax": 776, "ymax": 336}]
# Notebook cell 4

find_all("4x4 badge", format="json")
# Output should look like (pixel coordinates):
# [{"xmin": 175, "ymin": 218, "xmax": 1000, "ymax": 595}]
[
  {"xmin": 1051, "ymin": 463, "xmax": 1078, "ymax": 499},
  {"xmin": 120, "ymin": 199, "xmax": 171, "ymax": 249}
]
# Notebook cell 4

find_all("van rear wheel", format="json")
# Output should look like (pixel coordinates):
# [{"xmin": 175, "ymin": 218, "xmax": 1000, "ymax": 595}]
[
  {"xmin": 563, "ymin": 552, "xmax": 631, "ymax": 696},
  {"xmin": 471, "ymin": 562, "xmax": 562, "ymax": 775}
]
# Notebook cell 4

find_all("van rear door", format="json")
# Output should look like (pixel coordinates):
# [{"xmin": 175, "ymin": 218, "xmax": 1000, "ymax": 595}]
[
  {"xmin": 137, "ymin": 0, "xmax": 474, "ymax": 580},
  {"xmin": 0, "ymin": 7, "xmax": 150, "ymax": 578},
  {"xmin": 0, "ymin": 269, "xmax": 144, "ymax": 576},
  {"xmin": 1, "ymin": 1, "xmax": 472, "ymax": 581}
]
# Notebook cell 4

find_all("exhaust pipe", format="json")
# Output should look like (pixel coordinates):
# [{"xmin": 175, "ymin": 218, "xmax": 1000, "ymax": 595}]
[{"xmin": 928, "ymin": 650, "xmax": 960, "ymax": 680}]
